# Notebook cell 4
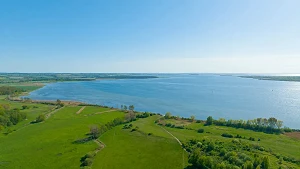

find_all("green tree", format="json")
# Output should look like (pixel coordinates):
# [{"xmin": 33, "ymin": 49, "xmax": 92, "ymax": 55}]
[
  {"xmin": 243, "ymin": 161, "xmax": 253, "ymax": 169},
  {"xmin": 165, "ymin": 112, "xmax": 172, "ymax": 119},
  {"xmin": 190, "ymin": 115, "xmax": 195, "ymax": 122},
  {"xmin": 36, "ymin": 114, "xmax": 45, "ymax": 123},
  {"xmin": 261, "ymin": 156, "xmax": 270, "ymax": 169},
  {"xmin": 90, "ymin": 125, "xmax": 100, "ymax": 139},
  {"xmin": 0, "ymin": 124, "xmax": 4, "ymax": 131},
  {"xmin": 206, "ymin": 116, "xmax": 213, "ymax": 125},
  {"xmin": 125, "ymin": 111, "xmax": 136, "ymax": 122},
  {"xmin": 276, "ymin": 120, "xmax": 283, "ymax": 129},
  {"xmin": 0, "ymin": 105, "xmax": 5, "ymax": 115},
  {"xmin": 129, "ymin": 105, "xmax": 135, "ymax": 111}
]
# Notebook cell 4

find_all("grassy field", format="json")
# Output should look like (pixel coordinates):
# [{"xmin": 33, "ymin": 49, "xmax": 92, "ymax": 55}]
[
  {"xmin": 158, "ymin": 118, "xmax": 300, "ymax": 168},
  {"xmin": 1, "ymin": 95, "xmax": 300, "ymax": 168},
  {"xmin": 0, "ymin": 105, "xmax": 124, "ymax": 168},
  {"xmin": 94, "ymin": 116, "xmax": 188, "ymax": 169}
]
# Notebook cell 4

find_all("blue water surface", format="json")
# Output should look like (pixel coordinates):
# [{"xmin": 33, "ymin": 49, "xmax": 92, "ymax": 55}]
[{"xmin": 28, "ymin": 75, "xmax": 300, "ymax": 129}]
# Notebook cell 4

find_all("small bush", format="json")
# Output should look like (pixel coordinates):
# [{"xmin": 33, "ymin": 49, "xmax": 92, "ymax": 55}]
[
  {"xmin": 197, "ymin": 129, "xmax": 204, "ymax": 133},
  {"xmin": 35, "ymin": 114, "xmax": 46, "ymax": 123},
  {"xmin": 221, "ymin": 133, "xmax": 233, "ymax": 138},
  {"xmin": 148, "ymin": 133, "xmax": 152, "ymax": 136},
  {"xmin": 82, "ymin": 158, "xmax": 93, "ymax": 166}
]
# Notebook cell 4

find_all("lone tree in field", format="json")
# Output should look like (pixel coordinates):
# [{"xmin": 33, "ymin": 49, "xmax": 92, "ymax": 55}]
[
  {"xmin": 190, "ymin": 115, "xmax": 195, "ymax": 122},
  {"xmin": 36, "ymin": 114, "xmax": 46, "ymax": 123},
  {"xmin": 165, "ymin": 112, "xmax": 172, "ymax": 119},
  {"xmin": 206, "ymin": 116, "xmax": 213, "ymax": 125},
  {"xmin": 125, "ymin": 111, "xmax": 136, "ymax": 122},
  {"xmin": 129, "ymin": 105, "xmax": 135, "ymax": 111},
  {"xmin": 124, "ymin": 105, "xmax": 128, "ymax": 111},
  {"xmin": 90, "ymin": 125, "xmax": 100, "ymax": 139},
  {"xmin": 56, "ymin": 99, "xmax": 64, "ymax": 107}
]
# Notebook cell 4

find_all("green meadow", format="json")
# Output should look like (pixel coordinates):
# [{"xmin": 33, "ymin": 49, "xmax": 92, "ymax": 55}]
[{"xmin": 0, "ymin": 95, "xmax": 299, "ymax": 169}]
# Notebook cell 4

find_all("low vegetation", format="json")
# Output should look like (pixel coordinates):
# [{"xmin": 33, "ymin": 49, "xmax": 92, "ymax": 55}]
[
  {"xmin": 240, "ymin": 75, "xmax": 300, "ymax": 82},
  {"xmin": 0, "ymin": 104, "xmax": 27, "ymax": 130}
]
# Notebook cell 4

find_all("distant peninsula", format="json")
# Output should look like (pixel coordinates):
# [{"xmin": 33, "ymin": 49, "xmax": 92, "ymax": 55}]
[
  {"xmin": 0, "ymin": 73, "xmax": 159, "ymax": 84},
  {"xmin": 240, "ymin": 75, "xmax": 300, "ymax": 82}
]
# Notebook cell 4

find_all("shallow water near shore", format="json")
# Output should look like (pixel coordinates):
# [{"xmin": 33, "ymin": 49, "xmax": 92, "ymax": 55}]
[{"xmin": 28, "ymin": 74, "xmax": 300, "ymax": 129}]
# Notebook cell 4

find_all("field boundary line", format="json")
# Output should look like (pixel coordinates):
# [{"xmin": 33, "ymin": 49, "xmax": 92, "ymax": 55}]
[
  {"xmin": 93, "ymin": 139, "xmax": 106, "ymax": 153},
  {"xmin": 45, "ymin": 106, "xmax": 64, "ymax": 119},
  {"xmin": 158, "ymin": 125, "xmax": 182, "ymax": 146},
  {"xmin": 94, "ymin": 109, "xmax": 117, "ymax": 115},
  {"xmin": 76, "ymin": 106, "xmax": 86, "ymax": 114}
]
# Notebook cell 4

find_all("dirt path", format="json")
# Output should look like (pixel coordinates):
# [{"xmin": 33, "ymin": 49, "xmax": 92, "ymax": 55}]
[
  {"xmin": 45, "ymin": 106, "xmax": 64, "ymax": 119},
  {"xmin": 94, "ymin": 109, "xmax": 117, "ymax": 115},
  {"xmin": 158, "ymin": 125, "xmax": 186, "ymax": 168},
  {"xmin": 93, "ymin": 139, "xmax": 106, "ymax": 153},
  {"xmin": 159, "ymin": 126, "xmax": 182, "ymax": 146},
  {"xmin": 76, "ymin": 106, "xmax": 86, "ymax": 114}
]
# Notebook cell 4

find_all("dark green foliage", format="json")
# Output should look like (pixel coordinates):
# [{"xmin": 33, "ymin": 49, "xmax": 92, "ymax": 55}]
[
  {"xmin": 80, "ymin": 152, "xmax": 96, "ymax": 164},
  {"xmin": 131, "ymin": 126, "xmax": 139, "ymax": 132},
  {"xmin": 129, "ymin": 105, "xmax": 134, "ymax": 111},
  {"xmin": 35, "ymin": 114, "xmax": 45, "ymax": 123},
  {"xmin": 0, "ymin": 73, "xmax": 158, "ymax": 84},
  {"xmin": 136, "ymin": 112, "xmax": 154, "ymax": 118},
  {"xmin": 0, "ymin": 86, "xmax": 25, "ymax": 95},
  {"xmin": 214, "ymin": 117, "xmax": 286, "ymax": 134},
  {"xmin": 222, "ymin": 133, "xmax": 234, "ymax": 138},
  {"xmin": 165, "ymin": 112, "xmax": 172, "ymax": 119},
  {"xmin": 197, "ymin": 128, "xmax": 204, "ymax": 133},
  {"xmin": 123, "ymin": 124, "xmax": 133, "ymax": 129},
  {"xmin": 184, "ymin": 138, "xmax": 275, "ymax": 169},
  {"xmin": 0, "ymin": 106, "xmax": 27, "ymax": 127},
  {"xmin": 22, "ymin": 105, "xmax": 29, "ymax": 110},
  {"xmin": 206, "ymin": 116, "xmax": 213, "ymax": 125}
]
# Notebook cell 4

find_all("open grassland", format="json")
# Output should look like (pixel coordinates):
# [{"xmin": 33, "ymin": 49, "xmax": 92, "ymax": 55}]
[
  {"xmin": 1, "ymin": 95, "xmax": 300, "ymax": 169},
  {"xmin": 158, "ymin": 118, "xmax": 300, "ymax": 168},
  {"xmin": 79, "ymin": 106, "xmax": 112, "ymax": 116},
  {"xmin": 0, "ymin": 105, "xmax": 124, "ymax": 169},
  {"xmin": 0, "ymin": 96, "xmax": 56, "ymax": 133},
  {"xmin": 0, "ymin": 82, "xmax": 45, "ymax": 92},
  {"xmin": 94, "ymin": 116, "xmax": 188, "ymax": 169}
]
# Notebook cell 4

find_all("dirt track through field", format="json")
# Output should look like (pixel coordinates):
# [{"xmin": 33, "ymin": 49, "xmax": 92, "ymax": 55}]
[
  {"xmin": 45, "ymin": 107, "xmax": 64, "ymax": 119},
  {"xmin": 94, "ymin": 109, "xmax": 117, "ymax": 114},
  {"xmin": 94, "ymin": 139, "xmax": 106, "ymax": 153},
  {"xmin": 159, "ymin": 126, "xmax": 182, "ymax": 146},
  {"xmin": 76, "ymin": 106, "xmax": 86, "ymax": 114}
]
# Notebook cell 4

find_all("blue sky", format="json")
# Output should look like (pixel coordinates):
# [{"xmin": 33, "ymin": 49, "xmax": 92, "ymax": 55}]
[{"xmin": 1, "ymin": 0, "xmax": 299, "ymax": 73}]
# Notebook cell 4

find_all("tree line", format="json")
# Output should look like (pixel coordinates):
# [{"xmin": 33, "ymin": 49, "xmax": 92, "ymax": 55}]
[
  {"xmin": 0, "ymin": 86, "xmax": 25, "ymax": 95},
  {"xmin": 205, "ymin": 116, "xmax": 290, "ymax": 134},
  {"xmin": 184, "ymin": 139, "xmax": 272, "ymax": 169},
  {"xmin": 0, "ymin": 104, "xmax": 27, "ymax": 131}
]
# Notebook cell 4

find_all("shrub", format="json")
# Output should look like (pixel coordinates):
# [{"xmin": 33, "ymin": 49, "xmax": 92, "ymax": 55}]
[
  {"xmin": 222, "ymin": 133, "xmax": 233, "ymax": 138},
  {"xmin": 220, "ymin": 148, "xmax": 227, "ymax": 156},
  {"xmin": 82, "ymin": 158, "xmax": 93, "ymax": 166},
  {"xmin": 35, "ymin": 114, "xmax": 45, "ymax": 123},
  {"xmin": 206, "ymin": 116, "xmax": 213, "ymax": 125},
  {"xmin": 197, "ymin": 128, "xmax": 204, "ymax": 133},
  {"xmin": 22, "ymin": 105, "xmax": 29, "ymax": 110},
  {"xmin": 249, "ymin": 137, "xmax": 255, "ymax": 141},
  {"xmin": 148, "ymin": 133, "xmax": 152, "ymax": 136}
]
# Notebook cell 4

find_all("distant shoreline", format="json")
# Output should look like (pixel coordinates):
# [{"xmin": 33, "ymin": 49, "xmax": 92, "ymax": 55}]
[{"xmin": 239, "ymin": 75, "xmax": 300, "ymax": 82}]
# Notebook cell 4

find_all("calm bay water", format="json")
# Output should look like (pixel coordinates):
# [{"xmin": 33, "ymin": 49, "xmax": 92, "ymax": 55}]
[{"xmin": 28, "ymin": 75, "xmax": 300, "ymax": 129}]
